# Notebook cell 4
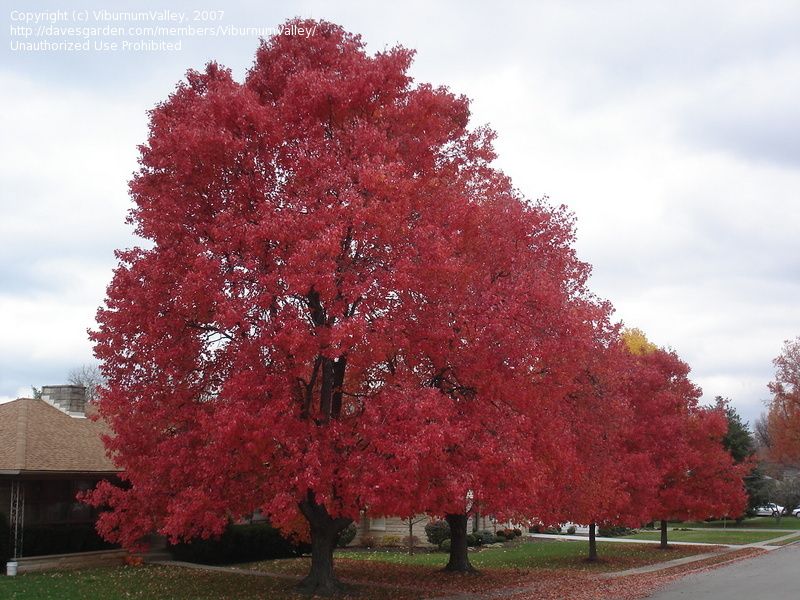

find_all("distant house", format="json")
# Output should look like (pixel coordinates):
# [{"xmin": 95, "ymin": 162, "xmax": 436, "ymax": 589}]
[
  {"xmin": 0, "ymin": 386, "xmax": 121, "ymax": 573},
  {"xmin": 352, "ymin": 513, "xmax": 498, "ymax": 547}
]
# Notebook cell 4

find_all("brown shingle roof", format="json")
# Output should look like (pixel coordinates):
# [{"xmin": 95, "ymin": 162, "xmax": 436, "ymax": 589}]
[{"xmin": 0, "ymin": 398, "xmax": 118, "ymax": 474}]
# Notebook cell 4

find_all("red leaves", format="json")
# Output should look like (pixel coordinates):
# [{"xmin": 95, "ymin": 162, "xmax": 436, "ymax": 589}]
[
  {"xmin": 766, "ymin": 336, "xmax": 800, "ymax": 463},
  {"xmin": 87, "ymin": 19, "xmax": 747, "ymax": 577}
]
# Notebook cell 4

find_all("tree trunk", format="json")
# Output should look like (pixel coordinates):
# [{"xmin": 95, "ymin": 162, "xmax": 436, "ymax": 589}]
[
  {"xmin": 588, "ymin": 522, "xmax": 598, "ymax": 562},
  {"xmin": 660, "ymin": 519, "xmax": 668, "ymax": 549},
  {"xmin": 408, "ymin": 520, "xmax": 414, "ymax": 555},
  {"xmin": 444, "ymin": 513, "xmax": 476, "ymax": 572},
  {"xmin": 298, "ymin": 493, "xmax": 351, "ymax": 595}
]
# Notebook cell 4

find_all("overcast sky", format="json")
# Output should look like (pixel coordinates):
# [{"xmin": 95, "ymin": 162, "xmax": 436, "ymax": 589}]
[{"xmin": 2, "ymin": 0, "xmax": 799, "ymax": 427}]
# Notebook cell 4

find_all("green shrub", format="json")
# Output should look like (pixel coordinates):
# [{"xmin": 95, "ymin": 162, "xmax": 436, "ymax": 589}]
[
  {"xmin": 440, "ymin": 538, "xmax": 451, "ymax": 551},
  {"xmin": 475, "ymin": 530, "xmax": 496, "ymax": 545},
  {"xmin": 21, "ymin": 523, "xmax": 116, "ymax": 557},
  {"xmin": 543, "ymin": 526, "xmax": 561, "ymax": 535},
  {"xmin": 337, "ymin": 523, "xmax": 357, "ymax": 547},
  {"xmin": 169, "ymin": 523, "xmax": 308, "ymax": 565},
  {"xmin": 381, "ymin": 535, "xmax": 403, "ymax": 547},
  {"xmin": 598, "ymin": 525, "xmax": 635, "ymax": 537},
  {"xmin": 424, "ymin": 520, "xmax": 450, "ymax": 547},
  {"xmin": 566, "ymin": 525, "xmax": 577, "ymax": 535},
  {"xmin": 465, "ymin": 533, "xmax": 479, "ymax": 547}
]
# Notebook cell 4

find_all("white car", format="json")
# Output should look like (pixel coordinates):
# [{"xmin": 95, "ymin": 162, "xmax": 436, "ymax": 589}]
[
  {"xmin": 792, "ymin": 507, "xmax": 800, "ymax": 518},
  {"xmin": 754, "ymin": 503, "xmax": 785, "ymax": 516}
]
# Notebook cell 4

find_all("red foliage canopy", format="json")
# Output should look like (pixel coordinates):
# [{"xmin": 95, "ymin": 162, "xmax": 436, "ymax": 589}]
[
  {"xmin": 767, "ymin": 337, "xmax": 800, "ymax": 464},
  {"xmin": 559, "ymin": 337, "xmax": 747, "ymax": 538},
  {"xmin": 85, "ymin": 21, "xmax": 608, "ymax": 572}
]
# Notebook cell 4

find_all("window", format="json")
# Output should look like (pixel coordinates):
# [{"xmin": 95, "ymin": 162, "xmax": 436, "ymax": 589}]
[{"xmin": 369, "ymin": 516, "xmax": 386, "ymax": 531}]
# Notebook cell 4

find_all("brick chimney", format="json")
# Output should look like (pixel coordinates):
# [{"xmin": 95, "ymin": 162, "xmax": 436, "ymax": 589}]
[{"xmin": 41, "ymin": 385, "xmax": 87, "ymax": 418}]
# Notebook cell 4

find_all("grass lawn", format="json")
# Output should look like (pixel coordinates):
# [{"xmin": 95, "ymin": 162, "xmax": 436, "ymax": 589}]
[
  {"xmin": 0, "ymin": 564, "xmax": 422, "ymax": 600},
  {"xmin": 247, "ymin": 538, "xmax": 718, "ymax": 577},
  {"xmin": 770, "ymin": 534, "xmax": 800, "ymax": 546},
  {"xmin": 345, "ymin": 539, "xmax": 713, "ymax": 571},
  {"xmin": 623, "ymin": 529, "xmax": 784, "ymax": 544},
  {"xmin": 676, "ymin": 517, "xmax": 800, "ymax": 530},
  {"xmin": 0, "ymin": 540, "xmax": 735, "ymax": 600}
]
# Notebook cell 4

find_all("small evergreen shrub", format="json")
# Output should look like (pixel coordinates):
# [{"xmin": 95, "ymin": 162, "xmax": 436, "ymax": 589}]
[
  {"xmin": 424, "ymin": 520, "xmax": 450, "ymax": 547},
  {"xmin": 337, "ymin": 523, "xmax": 357, "ymax": 548},
  {"xmin": 475, "ymin": 530, "xmax": 496, "ymax": 545},
  {"xmin": 566, "ymin": 525, "xmax": 577, "ymax": 535},
  {"xmin": 543, "ymin": 526, "xmax": 561, "ymax": 535},
  {"xmin": 598, "ymin": 525, "xmax": 635, "ymax": 537},
  {"xmin": 440, "ymin": 538, "xmax": 451, "ymax": 552}
]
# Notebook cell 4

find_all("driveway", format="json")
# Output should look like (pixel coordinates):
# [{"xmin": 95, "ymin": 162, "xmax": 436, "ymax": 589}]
[{"xmin": 646, "ymin": 543, "xmax": 800, "ymax": 599}]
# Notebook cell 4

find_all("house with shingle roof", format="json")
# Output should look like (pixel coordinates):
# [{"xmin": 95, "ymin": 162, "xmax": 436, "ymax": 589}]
[{"xmin": 1, "ymin": 386, "xmax": 121, "ymax": 573}]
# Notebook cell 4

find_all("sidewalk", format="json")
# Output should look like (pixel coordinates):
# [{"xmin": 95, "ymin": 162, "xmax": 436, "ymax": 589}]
[
  {"xmin": 527, "ymin": 533, "xmax": 736, "ymax": 547},
  {"xmin": 528, "ymin": 530, "xmax": 800, "ymax": 549}
]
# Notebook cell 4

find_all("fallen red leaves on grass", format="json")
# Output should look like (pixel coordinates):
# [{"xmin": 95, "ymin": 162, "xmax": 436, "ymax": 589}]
[{"xmin": 240, "ymin": 545, "xmax": 765, "ymax": 599}]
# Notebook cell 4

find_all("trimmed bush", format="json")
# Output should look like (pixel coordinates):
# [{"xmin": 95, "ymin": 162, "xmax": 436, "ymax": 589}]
[
  {"xmin": 360, "ymin": 534, "xmax": 378, "ymax": 548},
  {"xmin": 465, "ymin": 533, "xmax": 479, "ymax": 547},
  {"xmin": 543, "ymin": 526, "xmax": 561, "ymax": 535},
  {"xmin": 475, "ymin": 530, "xmax": 496, "ymax": 545},
  {"xmin": 337, "ymin": 523, "xmax": 357, "ymax": 547},
  {"xmin": 598, "ymin": 525, "xmax": 635, "ymax": 538},
  {"xmin": 440, "ymin": 538, "xmax": 451, "ymax": 552},
  {"xmin": 424, "ymin": 520, "xmax": 450, "ymax": 547},
  {"xmin": 21, "ymin": 523, "xmax": 116, "ymax": 557},
  {"xmin": 512, "ymin": 528, "xmax": 522, "ymax": 537},
  {"xmin": 169, "ymin": 523, "xmax": 309, "ymax": 565},
  {"xmin": 381, "ymin": 535, "xmax": 403, "ymax": 547},
  {"xmin": 566, "ymin": 525, "xmax": 577, "ymax": 535}
]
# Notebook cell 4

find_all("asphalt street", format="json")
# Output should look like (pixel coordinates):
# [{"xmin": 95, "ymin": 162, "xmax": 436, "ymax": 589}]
[{"xmin": 646, "ymin": 544, "xmax": 800, "ymax": 599}]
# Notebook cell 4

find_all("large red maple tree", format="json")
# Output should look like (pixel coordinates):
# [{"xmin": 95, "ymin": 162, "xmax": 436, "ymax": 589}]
[
  {"xmin": 85, "ymin": 19, "xmax": 604, "ymax": 592},
  {"xmin": 387, "ymin": 194, "xmax": 615, "ymax": 571},
  {"xmin": 622, "ymin": 341, "xmax": 747, "ymax": 548},
  {"xmin": 561, "ymin": 330, "xmax": 746, "ymax": 556}
]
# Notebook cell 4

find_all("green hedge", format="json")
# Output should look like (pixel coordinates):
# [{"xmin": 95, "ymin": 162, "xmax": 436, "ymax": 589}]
[
  {"xmin": 20, "ymin": 523, "xmax": 116, "ymax": 557},
  {"xmin": 168, "ymin": 523, "xmax": 310, "ymax": 565}
]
